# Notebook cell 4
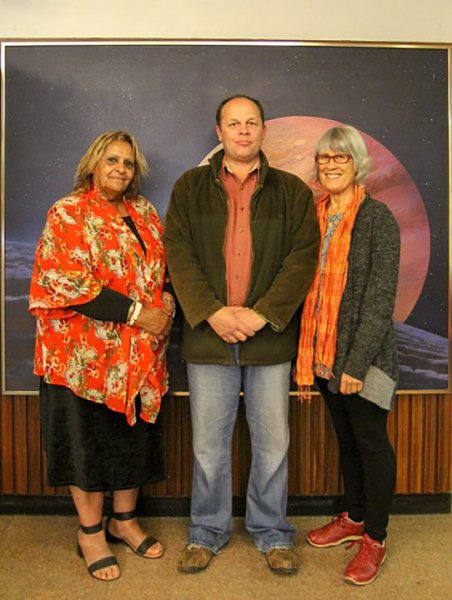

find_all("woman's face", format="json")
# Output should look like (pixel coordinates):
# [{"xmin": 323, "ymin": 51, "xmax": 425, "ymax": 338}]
[
  {"xmin": 92, "ymin": 141, "xmax": 135, "ymax": 200},
  {"xmin": 317, "ymin": 147, "xmax": 356, "ymax": 197}
]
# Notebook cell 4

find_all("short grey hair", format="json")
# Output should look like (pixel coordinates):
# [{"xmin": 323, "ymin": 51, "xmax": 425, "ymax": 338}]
[{"xmin": 314, "ymin": 125, "xmax": 371, "ymax": 185}]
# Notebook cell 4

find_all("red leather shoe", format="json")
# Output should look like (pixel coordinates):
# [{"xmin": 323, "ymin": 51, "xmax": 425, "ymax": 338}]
[
  {"xmin": 344, "ymin": 533, "xmax": 387, "ymax": 586},
  {"xmin": 306, "ymin": 512, "xmax": 364, "ymax": 548}
]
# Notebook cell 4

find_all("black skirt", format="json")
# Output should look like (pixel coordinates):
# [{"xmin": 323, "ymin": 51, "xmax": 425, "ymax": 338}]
[{"xmin": 39, "ymin": 379, "xmax": 165, "ymax": 492}]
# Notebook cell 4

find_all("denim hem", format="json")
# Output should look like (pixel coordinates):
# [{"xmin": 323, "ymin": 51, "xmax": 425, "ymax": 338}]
[
  {"xmin": 188, "ymin": 540, "xmax": 223, "ymax": 555},
  {"xmin": 259, "ymin": 543, "xmax": 294, "ymax": 554}
]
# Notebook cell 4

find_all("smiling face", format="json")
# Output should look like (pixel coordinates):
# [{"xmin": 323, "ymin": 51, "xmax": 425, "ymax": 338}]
[
  {"xmin": 215, "ymin": 97, "xmax": 267, "ymax": 168},
  {"xmin": 317, "ymin": 149, "xmax": 356, "ymax": 199},
  {"xmin": 92, "ymin": 141, "xmax": 135, "ymax": 201}
]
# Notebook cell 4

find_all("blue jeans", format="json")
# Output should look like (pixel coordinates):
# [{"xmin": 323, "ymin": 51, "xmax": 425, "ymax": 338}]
[{"xmin": 186, "ymin": 359, "xmax": 296, "ymax": 553}]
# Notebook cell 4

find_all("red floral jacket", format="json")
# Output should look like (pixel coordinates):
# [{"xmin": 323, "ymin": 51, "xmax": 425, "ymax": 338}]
[{"xmin": 29, "ymin": 187, "xmax": 168, "ymax": 425}]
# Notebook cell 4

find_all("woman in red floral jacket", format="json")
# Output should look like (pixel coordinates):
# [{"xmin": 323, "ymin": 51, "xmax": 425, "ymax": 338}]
[{"xmin": 29, "ymin": 130, "xmax": 175, "ymax": 581}]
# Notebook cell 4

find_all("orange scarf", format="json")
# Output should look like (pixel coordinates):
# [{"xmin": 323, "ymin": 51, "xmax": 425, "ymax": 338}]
[{"xmin": 295, "ymin": 184, "xmax": 365, "ymax": 397}]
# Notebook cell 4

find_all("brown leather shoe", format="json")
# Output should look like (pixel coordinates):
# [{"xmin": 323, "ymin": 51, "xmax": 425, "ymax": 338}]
[
  {"xmin": 178, "ymin": 544, "xmax": 213, "ymax": 573},
  {"xmin": 265, "ymin": 547, "xmax": 298, "ymax": 575}
]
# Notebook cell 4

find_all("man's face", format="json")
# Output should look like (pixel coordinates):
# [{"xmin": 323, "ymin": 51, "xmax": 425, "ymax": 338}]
[{"xmin": 216, "ymin": 98, "xmax": 266, "ymax": 166}]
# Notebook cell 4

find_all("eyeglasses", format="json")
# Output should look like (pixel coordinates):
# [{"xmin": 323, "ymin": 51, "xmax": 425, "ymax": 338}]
[{"xmin": 315, "ymin": 153, "xmax": 352, "ymax": 165}]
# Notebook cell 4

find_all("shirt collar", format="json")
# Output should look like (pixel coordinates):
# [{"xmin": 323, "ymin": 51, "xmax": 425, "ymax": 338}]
[{"xmin": 222, "ymin": 158, "xmax": 260, "ymax": 177}]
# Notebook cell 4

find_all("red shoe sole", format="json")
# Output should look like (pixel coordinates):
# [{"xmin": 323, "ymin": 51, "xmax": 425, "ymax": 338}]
[{"xmin": 306, "ymin": 534, "xmax": 363, "ymax": 548}]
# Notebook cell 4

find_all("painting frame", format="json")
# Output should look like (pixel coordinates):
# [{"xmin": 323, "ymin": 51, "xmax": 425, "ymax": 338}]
[{"xmin": 1, "ymin": 39, "xmax": 450, "ymax": 395}]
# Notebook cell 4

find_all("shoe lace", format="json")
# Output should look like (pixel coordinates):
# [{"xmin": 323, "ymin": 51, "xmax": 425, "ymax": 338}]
[
  {"xmin": 323, "ymin": 513, "xmax": 347, "ymax": 531},
  {"xmin": 346, "ymin": 537, "xmax": 381, "ymax": 566}
]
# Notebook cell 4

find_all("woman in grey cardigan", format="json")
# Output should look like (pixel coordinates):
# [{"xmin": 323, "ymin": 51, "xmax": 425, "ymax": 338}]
[{"xmin": 296, "ymin": 126, "xmax": 400, "ymax": 586}]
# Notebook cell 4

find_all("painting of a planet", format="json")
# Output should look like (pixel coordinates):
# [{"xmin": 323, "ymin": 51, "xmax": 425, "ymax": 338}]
[
  {"xmin": 3, "ymin": 44, "xmax": 448, "ymax": 393},
  {"xmin": 201, "ymin": 116, "xmax": 447, "ymax": 391},
  {"xmin": 203, "ymin": 116, "xmax": 430, "ymax": 324}
]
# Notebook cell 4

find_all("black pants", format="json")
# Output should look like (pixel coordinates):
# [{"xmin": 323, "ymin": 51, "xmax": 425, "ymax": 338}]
[{"xmin": 317, "ymin": 377, "xmax": 396, "ymax": 541}]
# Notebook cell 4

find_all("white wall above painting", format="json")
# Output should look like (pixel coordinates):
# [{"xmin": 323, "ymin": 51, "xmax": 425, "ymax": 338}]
[{"xmin": 0, "ymin": 1, "xmax": 451, "ymax": 43}]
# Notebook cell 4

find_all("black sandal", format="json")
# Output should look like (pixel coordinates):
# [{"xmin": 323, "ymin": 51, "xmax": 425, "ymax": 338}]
[
  {"xmin": 77, "ymin": 522, "xmax": 120, "ymax": 580},
  {"xmin": 106, "ymin": 510, "xmax": 163, "ymax": 559}
]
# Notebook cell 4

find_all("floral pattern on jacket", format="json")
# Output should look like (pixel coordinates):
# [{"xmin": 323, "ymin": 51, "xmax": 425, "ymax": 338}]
[{"xmin": 29, "ymin": 187, "xmax": 168, "ymax": 425}]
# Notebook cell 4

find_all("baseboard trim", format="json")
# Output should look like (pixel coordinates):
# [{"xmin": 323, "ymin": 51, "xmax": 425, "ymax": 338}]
[{"xmin": 0, "ymin": 493, "xmax": 449, "ymax": 516}]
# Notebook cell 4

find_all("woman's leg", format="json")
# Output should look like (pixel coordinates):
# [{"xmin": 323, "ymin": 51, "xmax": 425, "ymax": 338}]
[
  {"xmin": 345, "ymin": 395, "xmax": 396, "ymax": 542},
  {"xmin": 70, "ymin": 485, "xmax": 120, "ymax": 580},
  {"xmin": 108, "ymin": 488, "xmax": 163, "ymax": 558},
  {"xmin": 341, "ymin": 397, "xmax": 394, "ymax": 585},
  {"xmin": 317, "ymin": 378, "xmax": 365, "ymax": 522}
]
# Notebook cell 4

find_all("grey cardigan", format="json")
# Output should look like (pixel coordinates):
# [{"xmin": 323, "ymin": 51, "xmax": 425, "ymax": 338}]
[{"xmin": 327, "ymin": 195, "xmax": 401, "ymax": 409}]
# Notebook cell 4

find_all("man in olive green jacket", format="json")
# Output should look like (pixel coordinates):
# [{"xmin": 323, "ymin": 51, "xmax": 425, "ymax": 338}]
[{"xmin": 164, "ymin": 95, "xmax": 319, "ymax": 575}]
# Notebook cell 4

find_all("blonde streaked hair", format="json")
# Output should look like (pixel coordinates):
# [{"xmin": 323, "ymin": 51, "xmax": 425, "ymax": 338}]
[{"xmin": 73, "ymin": 130, "xmax": 149, "ymax": 198}]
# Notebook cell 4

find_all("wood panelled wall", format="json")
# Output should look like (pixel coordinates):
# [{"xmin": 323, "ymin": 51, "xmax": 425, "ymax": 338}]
[{"xmin": 1, "ymin": 392, "xmax": 450, "ymax": 497}]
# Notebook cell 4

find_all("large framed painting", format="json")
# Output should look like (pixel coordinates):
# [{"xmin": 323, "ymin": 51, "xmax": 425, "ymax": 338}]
[{"xmin": 1, "ymin": 41, "xmax": 450, "ymax": 393}]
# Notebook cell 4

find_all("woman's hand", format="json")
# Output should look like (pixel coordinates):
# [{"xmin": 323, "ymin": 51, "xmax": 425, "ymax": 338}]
[
  {"xmin": 159, "ymin": 292, "xmax": 176, "ymax": 338},
  {"xmin": 162, "ymin": 292, "xmax": 176, "ymax": 318},
  {"xmin": 339, "ymin": 372, "xmax": 364, "ymax": 395},
  {"xmin": 134, "ymin": 306, "xmax": 172, "ymax": 336}
]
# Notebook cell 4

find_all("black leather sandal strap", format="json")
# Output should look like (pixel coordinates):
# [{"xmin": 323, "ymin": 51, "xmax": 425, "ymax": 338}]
[
  {"xmin": 111, "ymin": 511, "xmax": 136, "ymax": 521},
  {"xmin": 135, "ymin": 536, "xmax": 159, "ymax": 556},
  {"xmin": 87, "ymin": 555, "xmax": 119, "ymax": 575},
  {"xmin": 79, "ymin": 521, "xmax": 103, "ymax": 535}
]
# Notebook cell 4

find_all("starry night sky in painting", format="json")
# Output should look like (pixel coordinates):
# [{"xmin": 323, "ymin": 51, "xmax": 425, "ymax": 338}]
[{"xmin": 2, "ymin": 43, "xmax": 449, "ymax": 353}]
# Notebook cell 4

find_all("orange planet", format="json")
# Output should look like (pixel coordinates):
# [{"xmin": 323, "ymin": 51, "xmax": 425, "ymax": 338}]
[{"xmin": 202, "ymin": 116, "xmax": 430, "ymax": 322}]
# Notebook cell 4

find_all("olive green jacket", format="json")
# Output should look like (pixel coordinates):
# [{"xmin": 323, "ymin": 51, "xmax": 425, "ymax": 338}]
[{"xmin": 164, "ymin": 149, "xmax": 320, "ymax": 365}]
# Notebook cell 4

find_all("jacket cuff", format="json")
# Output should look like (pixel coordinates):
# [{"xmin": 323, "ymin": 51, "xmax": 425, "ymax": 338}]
[{"xmin": 252, "ymin": 308, "xmax": 280, "ymax": 332}]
